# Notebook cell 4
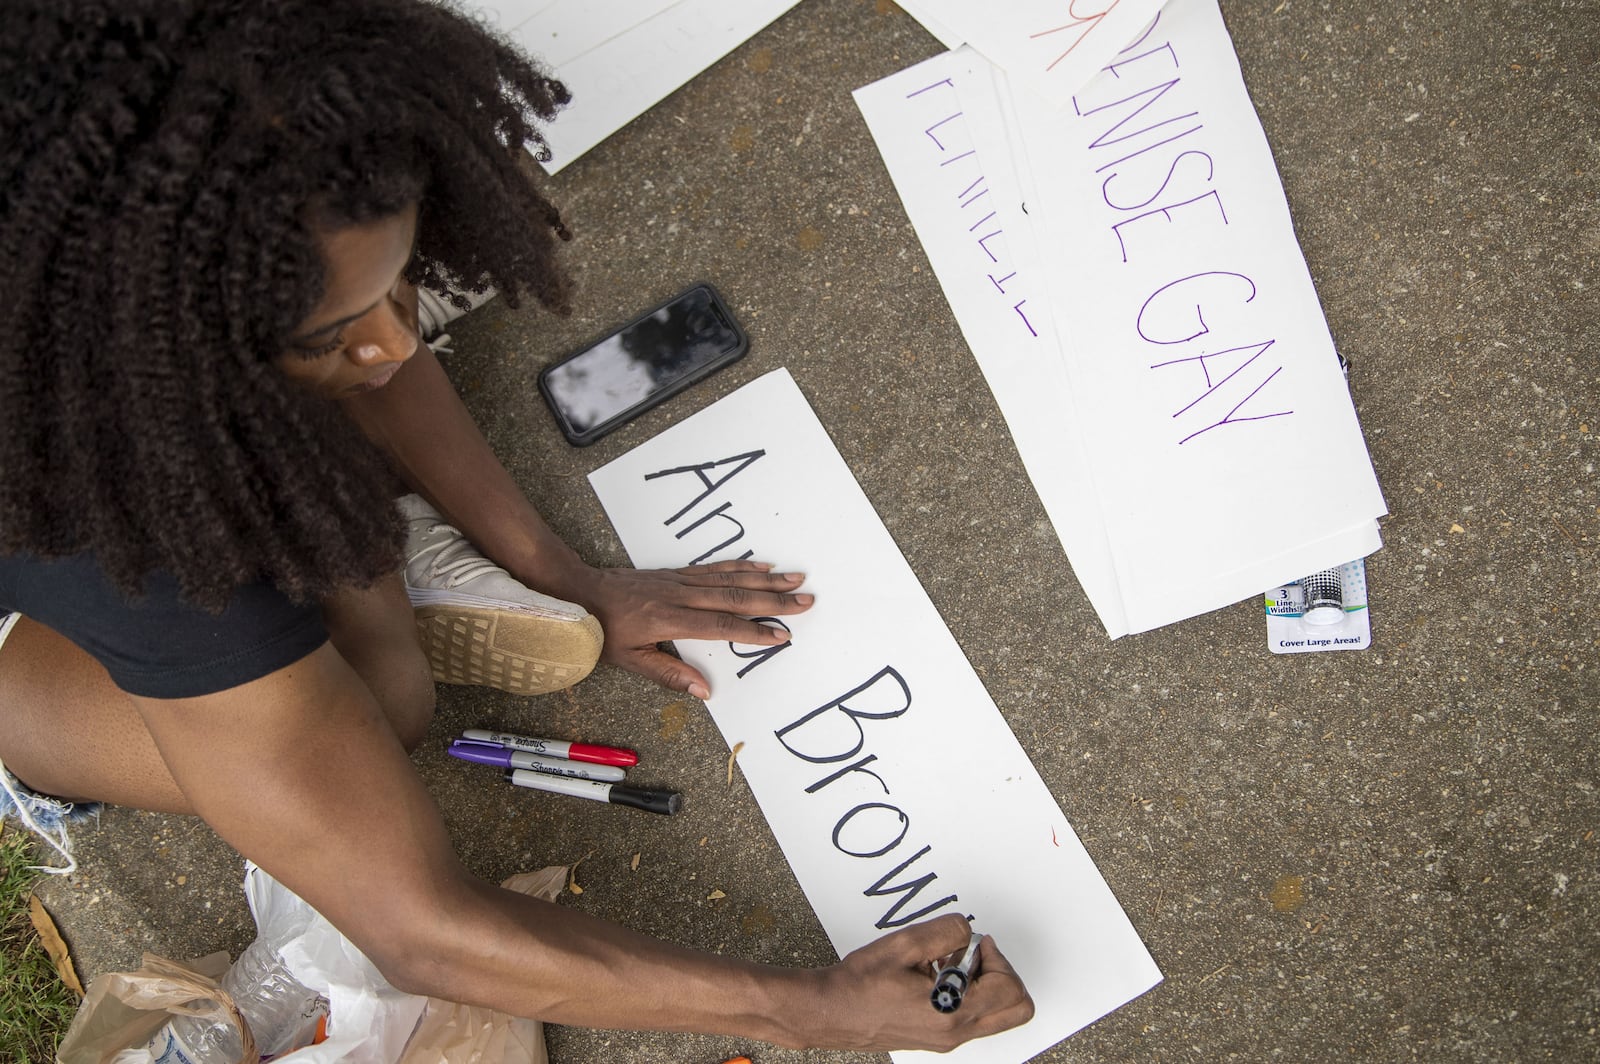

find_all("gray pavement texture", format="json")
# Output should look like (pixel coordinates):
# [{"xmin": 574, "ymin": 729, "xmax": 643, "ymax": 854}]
[{"xmin": 30, "ymin": 1, "xmax": 1598, "ymax": 1062}]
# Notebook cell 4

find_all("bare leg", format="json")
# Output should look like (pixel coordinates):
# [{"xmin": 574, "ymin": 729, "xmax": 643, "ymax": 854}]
[
  {"xmin": 0, "ymin": 573, "xmax": 434, "ymax": 814},
  {"xmin": 317, "ymin": 574, "xmax": 437, "ymax": 751}
]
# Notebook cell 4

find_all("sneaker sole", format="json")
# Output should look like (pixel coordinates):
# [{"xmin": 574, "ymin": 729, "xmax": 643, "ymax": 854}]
[{"xmin": 414, "ymin": 605, "xmax": 603, "ymax": 695}]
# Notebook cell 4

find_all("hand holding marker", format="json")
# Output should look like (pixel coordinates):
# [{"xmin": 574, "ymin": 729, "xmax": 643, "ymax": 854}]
[
  {"xmin": 929, "ymin": 932, "xmax": 984, "ymax": 1013},
  {"xmin": 449, "ymin": 730, "xmax": 682, "ymax": 816}
]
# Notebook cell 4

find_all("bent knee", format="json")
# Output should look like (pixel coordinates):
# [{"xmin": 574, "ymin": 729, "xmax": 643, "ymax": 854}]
[
  {"xmin": 380, "ymin": 649, "xmax": 437, "ymax": 753},
  {"xmin": 322, "ymin": 574, "xmax": 436, "ymax": 751}
]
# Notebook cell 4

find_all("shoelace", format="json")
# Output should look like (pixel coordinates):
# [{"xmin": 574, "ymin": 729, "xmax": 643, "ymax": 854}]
[{"xmin": 412, "ymin": 522, "xmax": 506, "ymax": 588}]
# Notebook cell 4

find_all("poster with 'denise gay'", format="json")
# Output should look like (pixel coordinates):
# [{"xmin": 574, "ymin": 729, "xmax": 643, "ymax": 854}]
[
  {"xmin": 855, "ymin": 0, "xmax": 1388, "ymax": 638},
  {"xmin": 590, "ymin": 369, "xmax": 1161, "ymax": 1064}
]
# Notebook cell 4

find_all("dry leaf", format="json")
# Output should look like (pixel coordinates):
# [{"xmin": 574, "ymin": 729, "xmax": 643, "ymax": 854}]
[
  {"xmin": 28, "ymin": 893, "xmax": 84, "ymax": 997},
  {"xmin": 708, "ymin": 889, "xmax": 727, "ymax": 901},
  {"xmin": 1450, "ymin": 523, "xmax": 1465, "ymax": 534},
  {"xmin": 727, "ymin": 741, "xmax": 745, "ymax": 786},
  {"xmin": 630, "ymin": 853, "xmax": 641, "ymax": 872},
  {"xmin": 567, "ymin": 850, "xmax": 595, "ymax": 895},
  {"xmin": 698, "ymin": 836, "xmax": 708, "ymax": 847}
]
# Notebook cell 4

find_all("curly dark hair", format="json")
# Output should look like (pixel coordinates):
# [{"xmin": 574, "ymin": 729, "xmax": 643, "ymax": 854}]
[{"xmin": 0, "ymin": 0, "xmax": 573, "ymax": 609}]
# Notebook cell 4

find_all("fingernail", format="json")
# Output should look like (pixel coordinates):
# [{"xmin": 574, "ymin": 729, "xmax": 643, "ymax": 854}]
[
  {"xmin": 751, "ymin": 561, "xmax": 775, "ymax": 571},
  {"xmin": 688, "ymin": 682, "xmax": 711, "ymax": 700},
  {"xmin": 794, "ymin": 593, "xmax": 815, "ymax": 606},
  {"xmin": 783, "ymin": 571, "xmax": 806, "ymax": 583}
]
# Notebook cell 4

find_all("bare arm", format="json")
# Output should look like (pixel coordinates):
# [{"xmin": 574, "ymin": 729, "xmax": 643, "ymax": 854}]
[
  {"xmin": 340, "ymin": 339, "xmax": 809, "ymax": 697},
  {"xmin": 338, "ymin": 338, "xmax": 586, "ymax": 599},
  {"xmin": 130, "ymin": 650, "xmax": 1033, "ymax": 1050}
]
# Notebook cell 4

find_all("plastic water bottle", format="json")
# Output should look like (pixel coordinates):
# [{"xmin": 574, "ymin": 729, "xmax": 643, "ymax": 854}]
[{"xmin": 145, "ymin": 934, "xmax": 328, "ymax": 1063}]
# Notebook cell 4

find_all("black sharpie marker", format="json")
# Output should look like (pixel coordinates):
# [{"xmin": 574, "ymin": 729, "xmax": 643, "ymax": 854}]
[
  {"xmin": 504, "ymin": 769, "xmax": 682, "ymax": 816},
  {"xmin": 930, "ymin": 932, "xmax": 983, "ymax": 1013}
]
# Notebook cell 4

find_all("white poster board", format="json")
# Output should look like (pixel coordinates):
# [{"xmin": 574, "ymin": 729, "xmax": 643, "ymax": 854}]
[
  {"xmin": 893, "ymin": 0, "xmax": 966, "ymax": 50},
  {"xmin": 591, "ymin": 370, "xmax": 1162, "ymax": 1064},
  {"xmin": 855, "ymin": 0, "xmax": 1386, "ymax": 637},
  {"xmin": 901, "ymin": 0, "xmax": 1166, "ymax": 104},
  {"xmin": 855, "ymin": 46, "xmax": 1129, "ymax": 634},
  {"xmin": 470, "ymin": 0, "xmax": 802, "ymax": 173}
]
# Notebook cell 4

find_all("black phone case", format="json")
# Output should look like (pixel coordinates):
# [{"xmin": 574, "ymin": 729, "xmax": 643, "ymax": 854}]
[{"xmin": 537, "ymin": 283, "xmax": 748, "ymax": 447}]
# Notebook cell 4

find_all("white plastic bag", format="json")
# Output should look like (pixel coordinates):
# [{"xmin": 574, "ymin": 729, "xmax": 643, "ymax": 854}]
[
  {"xmin": 252, "ymin": 862, "xmax": 562, "ymax": 1064},
  {"xmin": 245, "ymin": 863, "xmax": 428, "ymax": 1063}
]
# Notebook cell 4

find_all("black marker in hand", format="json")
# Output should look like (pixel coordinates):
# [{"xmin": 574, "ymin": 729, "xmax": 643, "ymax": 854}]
[{"xmin": 930, "ymin": 932, "xmax": 984, "ymax": 1013}]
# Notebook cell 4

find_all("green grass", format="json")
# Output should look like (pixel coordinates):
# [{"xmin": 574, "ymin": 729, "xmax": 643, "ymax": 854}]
[{"xmin": 0, "ymin": 828, "xmax": 80, "ymax": 1062}]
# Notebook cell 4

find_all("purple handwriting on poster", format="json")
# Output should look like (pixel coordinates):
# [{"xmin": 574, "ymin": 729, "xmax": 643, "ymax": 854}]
[
  {"xmin": 901, "ymin": 77, "xmax": 1042, "ymax": 340},
  {"xmin": 1070, "ymin": 14, "xmax": 1294, "ymax": 446}
]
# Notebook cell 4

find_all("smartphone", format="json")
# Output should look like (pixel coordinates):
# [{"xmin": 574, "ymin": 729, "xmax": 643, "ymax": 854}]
[{"xmin": 538, "ymin": 283, "xmax": 748, "ymax": 446}]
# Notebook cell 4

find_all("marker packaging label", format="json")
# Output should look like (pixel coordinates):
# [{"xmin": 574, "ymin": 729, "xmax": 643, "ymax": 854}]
[{"xmin": 1264, "ymin": 558, "xmax": 1372, "ymax": 654}]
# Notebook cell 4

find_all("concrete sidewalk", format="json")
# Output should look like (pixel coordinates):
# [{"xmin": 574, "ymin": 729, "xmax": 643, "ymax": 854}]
[{"xmin": 37, "ymin": 1, "xmax": 1596, "ymax": 1061}]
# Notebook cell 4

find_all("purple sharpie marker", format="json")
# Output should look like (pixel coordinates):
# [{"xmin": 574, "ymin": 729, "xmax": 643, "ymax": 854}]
[
  {"xmin": 461, "ymin": 728, "xmax": 638, "ymax": 767},
  {"xmin": 448, "ymin": 740, "xmax": 626, "ymax": 783},
  {"xmin": 505, "ymin": 769, "xmax": 682, "ymax": 816}
]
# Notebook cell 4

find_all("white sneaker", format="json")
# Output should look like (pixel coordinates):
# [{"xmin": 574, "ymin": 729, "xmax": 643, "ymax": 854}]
[
  {"xmin": 399, "ymin": 495, "xmax": 603, "ymax": 695},
  {"xmin": 415, "ymin": 284, "xmax": 498, "ymax": 352}
]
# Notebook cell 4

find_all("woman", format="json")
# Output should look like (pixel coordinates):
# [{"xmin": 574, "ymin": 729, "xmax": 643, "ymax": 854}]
[{"xmin": 0, "ymin": 0, "xmax": 1032, "ymax": 1051}]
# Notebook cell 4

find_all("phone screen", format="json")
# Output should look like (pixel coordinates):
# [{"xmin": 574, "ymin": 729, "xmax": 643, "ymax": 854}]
[{"xmin": 540, "ymin": 285, "xmax": 745, "ymax": 443}]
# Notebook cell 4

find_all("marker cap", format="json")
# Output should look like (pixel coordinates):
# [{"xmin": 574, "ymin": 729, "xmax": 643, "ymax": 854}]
[
  {"xmin": 930, "ymin": 969, "xmax": 970, "ymax": 1013},
  {"xmin": 565, "ymin": 742, "xmax": 640, "ymax": 768},
  {"xmin": 609, "ymin": 784, "xmax": 683, "ymax": 816}
]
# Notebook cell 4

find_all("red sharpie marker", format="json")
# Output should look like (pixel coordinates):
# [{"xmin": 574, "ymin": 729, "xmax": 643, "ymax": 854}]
[{"xmin": 461, "ymin": 728, "xmax": 639, "ymax": 768}]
